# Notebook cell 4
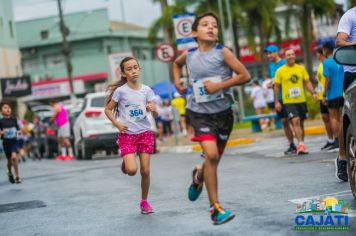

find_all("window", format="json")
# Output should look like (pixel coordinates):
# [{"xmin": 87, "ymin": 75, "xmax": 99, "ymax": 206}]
[
  {"xmin": 132, "ymin": 47, "xmax": 154, "ymax": 60},
  {"xmin": 90, "ymin": 96, "xmax": 105, "ymax": 107},
  {"xmin": 40, "ymin": 30, "xmax": 49, "ymax": 40},
  {"xmin": 8, "ymin": 20, "xmax": 14, "ymax": 38},
  {"xmin": 23, "ymin": 58, "xmax": 39, "ymax": 73},
  {"xmin": 44, "ymin": 53, "xmax": 64, "ymax": 68}
]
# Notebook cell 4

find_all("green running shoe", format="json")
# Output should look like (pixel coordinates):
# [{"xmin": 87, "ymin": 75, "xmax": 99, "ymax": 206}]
[{"xmin": 188, "ymin": 166, "xmax": 203, "ymax": 201}]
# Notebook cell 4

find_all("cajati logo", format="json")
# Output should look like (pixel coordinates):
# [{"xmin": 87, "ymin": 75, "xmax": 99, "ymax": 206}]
[{"xmin": 294, "ymin": 197, "xmax": 351, "ymax": 231}]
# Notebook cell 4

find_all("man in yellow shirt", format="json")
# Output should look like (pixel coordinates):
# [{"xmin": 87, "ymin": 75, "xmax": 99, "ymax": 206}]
[
  {"xmin": 274, "ymin": 48, "xmax": 318, "ymax": 155},
  {"xmin": 315, "ymin": 47, "xmax": 333, "ymax": 150},
  {"xmin": 171, "ymin": 92, "xmax": 188, "ymax": 136}
]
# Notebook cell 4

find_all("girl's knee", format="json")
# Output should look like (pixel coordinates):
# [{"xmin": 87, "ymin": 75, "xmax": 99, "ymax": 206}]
[
  {"xmin": 205, "ymin": 152, "xmax": 220, "ymax": 163},
  {"xmin": 126, "ymin": 167, "xmax": 138, "ymax": 176},
  {"xmin": 140, "ymin": 168, "xmax": 150, "ymax": 177}
]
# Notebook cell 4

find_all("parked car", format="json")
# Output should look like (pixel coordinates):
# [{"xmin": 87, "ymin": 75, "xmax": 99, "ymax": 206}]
[
  {"xmin": 29, "ymin": 105, "xmax": 58, "ymax": 158},
  {"xmin": 334, "ymin": 45, "xmax": 356, "ymax": 199},
  {"xmin": 31, "ymin": 105, "xmax": 53, "ymax": 121},
  {"xmin": 73, "ymin": 92, "xmax": 118, "ymax": 160}
]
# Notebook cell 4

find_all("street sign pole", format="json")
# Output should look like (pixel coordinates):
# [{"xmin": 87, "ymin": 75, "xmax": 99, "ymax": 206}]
[
  {"xmin": 155, "ymin": 43, "xmax": 179, "ymax": 145},
  {"xmin": 224, "ymin": 0, "xmax": 245, "ymax": 119}
]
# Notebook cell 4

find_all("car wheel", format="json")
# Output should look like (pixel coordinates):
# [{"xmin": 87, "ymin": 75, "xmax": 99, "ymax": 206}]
[
  {"xmin": 81, "ymin": 139, "xmax": 93, "ymax": 160},
  {"xmin": 75, "ymin": 142, "xmax": 83, "ymax": 160},
  {"xmin": 346, "ymin": 125, "xmax": 356, "ymax": 200}
]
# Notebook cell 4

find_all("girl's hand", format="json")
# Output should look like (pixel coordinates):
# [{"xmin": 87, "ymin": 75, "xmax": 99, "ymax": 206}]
[
  {"xmin": 116, "ymin": 122, "xmax": 128, "ymax": 133},
  {"xmin": 203, "ymin": 80, "xmax": 221, "ymax": 94},
  {"xmin": 146, "ymin": 102, "xmax": 156, "ymax": 113}
]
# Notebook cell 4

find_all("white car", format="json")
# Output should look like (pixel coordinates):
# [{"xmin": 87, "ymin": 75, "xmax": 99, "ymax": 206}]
[
  {"xmin": 31, "ymin": 105, "xmax": 53, "ymax": 121},
  {"xmin": 73, "ymin": 92, "xmax": 118, "ymax": 160}
]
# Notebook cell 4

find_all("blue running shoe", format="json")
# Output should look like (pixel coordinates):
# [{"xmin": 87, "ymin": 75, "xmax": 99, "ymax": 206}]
[
  {"xmin": 210, "ymin": 203, "xmax": 235, "ymax": 225},
  {"xmin": 188, "ymin": 166, "xmax": 203, "ymax": 201}
]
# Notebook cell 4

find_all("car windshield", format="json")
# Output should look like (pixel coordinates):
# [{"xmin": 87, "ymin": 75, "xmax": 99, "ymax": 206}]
[{"xmin": 90, "ymin": 96, "xmax": 105, "ymax": 107}]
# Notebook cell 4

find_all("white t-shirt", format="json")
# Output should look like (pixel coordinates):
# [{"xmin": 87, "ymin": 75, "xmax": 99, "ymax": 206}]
[
  {"xmin": 251, "ymin": 86, "xmax": 267, "ymax": 109},
  {"xmin": 337, "ymin": 7, "xmax": 356, "ymax": 73},
  {"xmin": 160, "ymin": 105, "xmax": 173, "ymax": 121},
  {"xmin": 262, "ymin": 79, "xmax": 274, "ymax": 103},
  {"xmin": 112, "ymin": 83, "xmax": 156, "ymax": 134}
]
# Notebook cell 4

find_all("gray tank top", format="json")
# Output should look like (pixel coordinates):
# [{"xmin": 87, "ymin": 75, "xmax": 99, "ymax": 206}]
[{"xmin": 186, "ymin": 44, "xmax": 234, "ymax": 114}]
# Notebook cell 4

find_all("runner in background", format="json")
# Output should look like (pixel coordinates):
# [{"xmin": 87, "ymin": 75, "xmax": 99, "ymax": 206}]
[{"xmin": 315, "ymin": 47, "xmax": 333, "ymax": 151}]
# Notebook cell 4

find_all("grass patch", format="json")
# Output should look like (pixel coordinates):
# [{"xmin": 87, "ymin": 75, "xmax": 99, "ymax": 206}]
[{"xmin": 233, "ymin": 121, "xmax": 251, "ymax": 129}]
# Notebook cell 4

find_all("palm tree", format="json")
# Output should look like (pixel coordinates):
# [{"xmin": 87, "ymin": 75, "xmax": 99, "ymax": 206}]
[
  {"xmin": 148, "ymin": 0, "xmax": 189, "ymax": 44},
  {"xmin": 349, "ymin": 0, "xmax": 356, "ymax": 7},
  {"xmin": 282, "ymin": 0, "xmax": 334, "ymax": 75},
  {"xmin": 236, "ymin": 0, "xmax": 280, "ymax": 78}
]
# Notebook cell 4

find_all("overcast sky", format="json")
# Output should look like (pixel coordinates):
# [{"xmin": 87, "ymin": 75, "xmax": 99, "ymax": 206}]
[
  {"xmin": 12, "ymin": 0, "xmax": 162, "ymax": 28},
  {"xmin": 11, "ymin": 0, "xmax": 350, "ymax": 27}
]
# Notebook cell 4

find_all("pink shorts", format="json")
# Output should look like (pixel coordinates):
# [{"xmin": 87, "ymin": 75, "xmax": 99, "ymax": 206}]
[{"xmin": 118, "ymin": 131, "xmax": 154, "ymax": 157}]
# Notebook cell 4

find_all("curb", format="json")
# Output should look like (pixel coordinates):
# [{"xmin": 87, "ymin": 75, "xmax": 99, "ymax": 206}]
[
  {"xmin": 160, "ymin": 138, "xmax": 255, "ymax": 154},
  {"xmin": 192, "ymin": 138, "xmax": 255, "ymax": 152},
  {"xmin": 158, "ymin": 125, "xmax": 325, "ymax": 154},
  {"xmin": 304, "ymin": 126, "xmax": 326, "ymax": 136}
]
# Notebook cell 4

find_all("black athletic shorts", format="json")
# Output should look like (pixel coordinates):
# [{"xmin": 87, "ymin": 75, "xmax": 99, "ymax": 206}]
[
  {"xmin": 267, "ymin": 102, "xmax": 275, "ymax": 110},
  {"xmin": 285, "ymin": 102, "xmax": 308, "ymax": 120},
  {"xmin": 186, "ymin": 108, "xmax": 234, "ymax": 155},
  {"xmin": 320, "ymin": 101, "xmax": 329, "ymax": 114},
  {"xmin": 2, "ymin": 139, "xmax": 20, "ymax": 160},
  {"xmin": 327, "ymin": 97, "xmax": 344, "ymax": 109},
  {"xmin": 276, "ymin": 100, "xmax": 288, "ymax": 119}
]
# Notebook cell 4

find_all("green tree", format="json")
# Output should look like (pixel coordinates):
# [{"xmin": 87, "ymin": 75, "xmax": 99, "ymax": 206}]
[
  {"xmin": 236, "ymin": 0, "xmax": 280, "ymax": 78},
  {"xmin": 282, "ymin": 0, "xmax": 334, "ymax": 76},
  {"xmin": 148, "ymin": 0, "xmax": 189, "ymax": 44}
]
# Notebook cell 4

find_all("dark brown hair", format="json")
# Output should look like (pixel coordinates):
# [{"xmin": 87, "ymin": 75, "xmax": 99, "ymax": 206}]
[
  {"xmin": 0, "ymin": 101, "xmax": 11, "ymax": 110},
  {"xmin": 105, "ymin": 56, "xmax": 139, "ymax": 117},
  {"xmin": 191, "ymin": 12, "xmax": 219, "ymax": 32},
  {"xmin": 322, "ymin": 43, "xmax": 334, "ymax": 55}
]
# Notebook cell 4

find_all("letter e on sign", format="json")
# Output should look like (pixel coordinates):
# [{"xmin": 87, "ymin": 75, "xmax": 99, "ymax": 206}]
[
  {"xmin": 155, "ymin": 43, "xmax": 176, "ymax": 63},
  {"xmin": 177, "ymin": 18, "xmax": 193, "ymax": 37}
]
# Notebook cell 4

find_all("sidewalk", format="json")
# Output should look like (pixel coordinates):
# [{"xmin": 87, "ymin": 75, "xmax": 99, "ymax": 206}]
[{"xmin": 158, "ymin": 119, "xmax": 326, "ymax": 153}]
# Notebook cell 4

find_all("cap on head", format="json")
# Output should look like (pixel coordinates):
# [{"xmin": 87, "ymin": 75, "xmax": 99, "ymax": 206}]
[{"xmin": 264, "ymin": 45, "xmax": 279, "ymax": 53}]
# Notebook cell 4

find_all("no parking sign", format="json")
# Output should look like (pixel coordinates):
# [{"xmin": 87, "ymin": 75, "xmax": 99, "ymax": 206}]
[
  {"xmin": 155, "ymin": 43, "xmax": 175, "ymax": 63},
  {"xmin": 173, "ymin": 13, "xmax": 198, "ymax": 51}
]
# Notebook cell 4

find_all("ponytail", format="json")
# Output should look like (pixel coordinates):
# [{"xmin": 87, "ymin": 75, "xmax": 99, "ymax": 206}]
[
  {"xmin": 105, "ymin": 77, "xmax": 127, "ymax": 118},
  {"xmin": 105, "ymin": 56, "xmax": 138, "ymax": 117}
]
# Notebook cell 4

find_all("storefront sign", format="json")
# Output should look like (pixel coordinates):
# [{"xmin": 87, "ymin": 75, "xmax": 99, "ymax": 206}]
[{"xmin": 1, "ymin": 75, "xmax": 32, "ymax": 97}]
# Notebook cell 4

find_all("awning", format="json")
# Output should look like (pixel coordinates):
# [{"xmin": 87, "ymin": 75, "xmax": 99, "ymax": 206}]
[{"xmin": 25, "ymin": 72, "xmax": 107, "ymax": 101}]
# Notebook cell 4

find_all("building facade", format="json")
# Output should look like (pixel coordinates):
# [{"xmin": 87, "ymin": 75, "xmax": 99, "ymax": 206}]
[
  {"xmin": 0, "ymin": 0, "xmax": 22, "ymax": 84},
  {"xmin": 16, "ymin": 8, "xmax": 169, "ymax": 101},
  {"xmin": 0, "ymin": 0, "xmax": 28, "ymax": 117}
]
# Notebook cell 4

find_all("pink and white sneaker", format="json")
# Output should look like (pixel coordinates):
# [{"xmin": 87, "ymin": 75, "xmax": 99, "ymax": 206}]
[{"xmin": 140, "ymin": 200, "xmax": 154, "ymax": 214}]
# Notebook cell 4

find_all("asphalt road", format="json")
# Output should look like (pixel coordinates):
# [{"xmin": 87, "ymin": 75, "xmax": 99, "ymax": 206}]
[{"xmin": 0, "ymin": 134, "xmax": 355, "ymax": 236}]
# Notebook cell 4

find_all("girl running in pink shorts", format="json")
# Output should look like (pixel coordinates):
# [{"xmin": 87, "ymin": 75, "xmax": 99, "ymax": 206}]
[{"xmin": 104, "ymin": 56, "xmax": 158, "ymax": 214}]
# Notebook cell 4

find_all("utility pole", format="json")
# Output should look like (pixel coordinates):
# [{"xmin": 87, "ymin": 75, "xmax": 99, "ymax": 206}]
[
  {"xmin": 57, "ymin": 0, "xmax": 76, "ymax": 102},
  {"xmin": 224, "ymin": 0, "xmax": 245, "ymax": 118}
]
